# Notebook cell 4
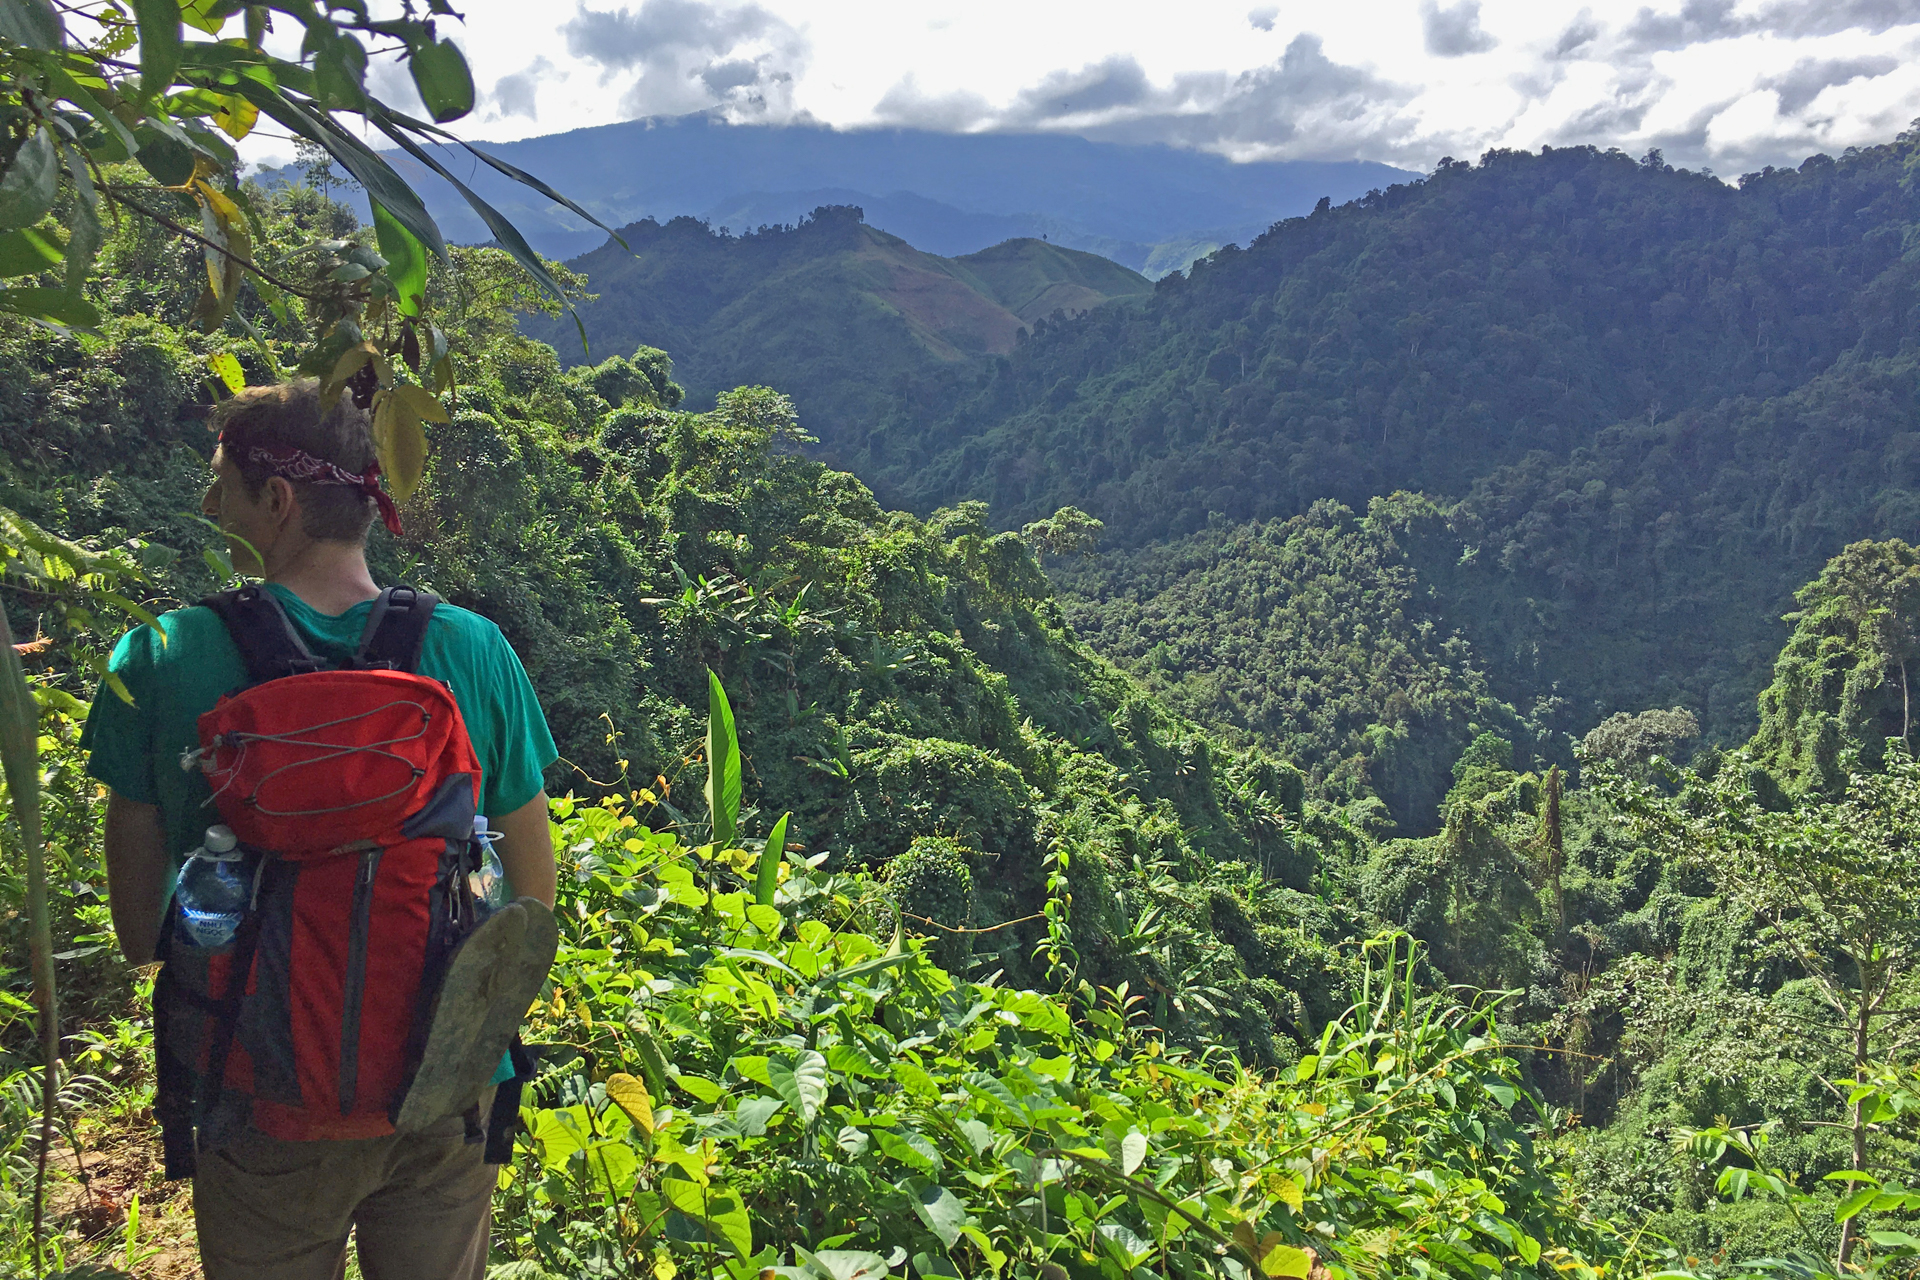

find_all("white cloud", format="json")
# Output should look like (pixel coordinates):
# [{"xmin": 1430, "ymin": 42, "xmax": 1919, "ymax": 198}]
[{"xmin": 238, "ymin": 0, "xmax": 1920, "ymax": 176}]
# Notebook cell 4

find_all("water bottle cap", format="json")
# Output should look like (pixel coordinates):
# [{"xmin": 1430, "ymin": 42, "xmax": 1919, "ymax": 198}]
[
  {"xmin": 203, "ymin": 825, "xmax": 239, "ymax": 854},
  {"xmin": 473, "ymin": 815, "xmax": 490, "ymax": 836}
]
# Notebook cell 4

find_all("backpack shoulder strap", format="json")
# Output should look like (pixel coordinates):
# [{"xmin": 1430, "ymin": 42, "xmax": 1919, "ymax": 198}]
[
  {"xmin": 351, "ymin": 585, "xmax": 439, "ymax": 673},
  {"xmin": 200, "ymin": 585, "xmax": 327, "ymax": 686}
]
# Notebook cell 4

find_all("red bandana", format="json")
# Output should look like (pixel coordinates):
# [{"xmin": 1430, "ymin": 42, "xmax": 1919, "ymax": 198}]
[{"xmin": 223, "ymin": 439, "xmax": 404, "ymax": 537}]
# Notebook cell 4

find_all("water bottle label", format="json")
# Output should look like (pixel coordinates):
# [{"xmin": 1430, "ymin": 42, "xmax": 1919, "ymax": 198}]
[{"xmin": 178, "ymin": 907, "xmax": 241, "ymax": 949}]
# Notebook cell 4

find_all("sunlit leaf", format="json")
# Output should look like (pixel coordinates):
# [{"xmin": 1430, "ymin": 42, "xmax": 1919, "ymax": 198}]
[
  {"xmin": 207, "ymin": 351, "xmax": 244, "ymax": 395},
  {"xmin": 605, "ymin": 1072, "xmax": 653, "ymax": 1136},
  {"xmin": 409, "ymin": 39, "xmax": 475, "ymax": 123}
]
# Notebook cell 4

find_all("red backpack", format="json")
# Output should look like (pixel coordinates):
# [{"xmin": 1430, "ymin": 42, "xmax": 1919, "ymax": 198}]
[{"xmin": 154, "ymin": 585, "xmax": 538, "ymax": 1178}]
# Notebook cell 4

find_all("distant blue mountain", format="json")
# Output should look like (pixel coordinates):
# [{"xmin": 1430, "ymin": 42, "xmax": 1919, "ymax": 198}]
[{"xmin": 340, "ymin": 113, "xmax": 1412, "ymax": 270}]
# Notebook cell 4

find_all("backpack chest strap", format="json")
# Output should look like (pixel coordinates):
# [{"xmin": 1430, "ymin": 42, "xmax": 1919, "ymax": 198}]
[{"xmin": 201, "ymin": 585, "xmax": 441, "ymax": 685}]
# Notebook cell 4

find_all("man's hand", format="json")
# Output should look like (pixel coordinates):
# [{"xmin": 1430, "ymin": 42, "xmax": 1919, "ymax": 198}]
[
  {"xmin": 493, "ymin": 790, "xmax": 557, "ymax": 909},
  {"xmin": 104, "ymin": 792, "xmax": 170, "ymax": 965}
]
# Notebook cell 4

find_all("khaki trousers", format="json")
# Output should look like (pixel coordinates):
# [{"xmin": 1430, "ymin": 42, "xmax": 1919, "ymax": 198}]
[{"xmin": 191, "ymin": 1103, "xmax": 495, "ymax": 1280}]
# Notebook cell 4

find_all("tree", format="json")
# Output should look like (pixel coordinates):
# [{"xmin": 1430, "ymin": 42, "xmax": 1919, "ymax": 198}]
[
  {"xmin": 1623, "ymin": 744, "xmax": 1920, "ymax": 1270},
  {"xmin": 1754, "ymin": 540, "xmax": 1920, "ymax": 793},
  {"xmin": 1581, "ymin": 706, "xmax": 1699, "ymax": 775}
]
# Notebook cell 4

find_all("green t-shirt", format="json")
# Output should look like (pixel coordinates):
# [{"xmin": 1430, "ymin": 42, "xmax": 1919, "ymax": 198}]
[{"xmin": 81, "ymin": 582, "xmax": 558, "ymax": 901}]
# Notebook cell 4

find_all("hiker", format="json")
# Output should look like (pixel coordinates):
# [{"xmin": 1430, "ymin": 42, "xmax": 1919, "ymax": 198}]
[{"xmin": 81, "ymin": 380, "xmax": 560, "ymax": 1280}]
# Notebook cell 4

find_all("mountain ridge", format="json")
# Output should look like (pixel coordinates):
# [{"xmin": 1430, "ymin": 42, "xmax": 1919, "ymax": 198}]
[
  {"xmin": 523, "ymin": 205, "xmax": 1152, "ymax": 440},
  {"xmin": 350, "ymin": 111, "xmax": 1413, "ymax": 262}
]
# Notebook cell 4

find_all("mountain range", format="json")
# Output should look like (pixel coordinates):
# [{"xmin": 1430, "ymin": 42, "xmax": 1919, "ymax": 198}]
[
  {"xmin": 520, "ymin": 134, "xmax": 1920, "ymax": 830},
  {"xmin": 523, "ymin": 205, "xmax": 1152, "ymax": 443},
  {"xmin": 351, "ymin": 112, "xmax": 1411, "ymax": 274}
]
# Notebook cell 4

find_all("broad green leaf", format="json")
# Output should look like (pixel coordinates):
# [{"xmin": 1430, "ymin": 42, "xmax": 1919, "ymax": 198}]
[
  {"xmin": 0, "ymin": 287, "xmax": 100, "ymax": 330},
  {"xmin": 312, "ymin": 34, "xmax": 369, "ymax": 110},
  {"xmin": 0, "ymin": 128, "xmax": 57, "ymax": 231},
  {"xmin": 1294, "ymin": 1054, "xmax": 1319, "ymax": 1083},
  {"xmin": 1258, "ymin": 1244, "xmax": 1312, "ymax": 1279},
  {"xmin": 131, "ymin": 125, "xmax": 194, "ymax": 187},
  {"xmin": 661, "ymin": 1178, "xmax": 752, "ymax": 1257},
  {"xmin": 586, "ymin": 1139, "xmax": 640, "ymax": 1196},
  {"xmin": 674, "ymin": 1075, "xmax": 725, "ymax": 1104},
  {"xmin": 1514, "ymin": 1234, "xmax": 1541, "ymax": 1266},
  {"xmin": 705, "ymin": 668, "xmax": 741, "ymax": 852},
  {"xmin": 904, "ymin": 1179, "xmax": 968, "ymax": 1248},
  {"xmin": 371, "ymin": 199, "xmax": 429, "ymax": 317},
  {"xmin": 1120, "ymin": 1128, "xmax": 1148, "ymax": 1175},
  {"xmin": 409, "ymin": 39, "xmax": 475, "ymax": 123},
  {"xmin": 767, "ymin": 1050, "xmax": 827, "ymax": 1124},
  {"xmin": 801, "ymin": 1250, "xmax": 889, "ymax": 1280},
  {"xmin": 132, "ymin": 0, "xmax": 183, "ymax": 98},
  {"xmin": 0, "ymin": 0, "xmax": 60, "ymax": 49},
  {"xmin": 1836, "ymin": 1186, "xmax": 1879, "ymax": 1222},
  {"xmin": 755, "ymin": 811, "xmax": 789, "ymax": 907},
  {"xmin": 874, "ymin": 1126, "xmax": 941, "ymax": 1174},
  {"xmin": 0, "ymin": 228, "xmax": 61, "ymax": 278}
]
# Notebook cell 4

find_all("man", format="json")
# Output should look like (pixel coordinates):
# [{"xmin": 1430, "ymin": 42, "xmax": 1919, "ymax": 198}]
[{"xmin": 81, "ymin": 380, "xmax": 559, "ymax": 1280}]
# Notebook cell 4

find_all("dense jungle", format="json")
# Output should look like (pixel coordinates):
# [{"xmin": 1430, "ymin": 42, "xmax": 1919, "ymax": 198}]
[{"xmin": 7, "ymin": 21, "xmax": 1920, "ymax": 1279}]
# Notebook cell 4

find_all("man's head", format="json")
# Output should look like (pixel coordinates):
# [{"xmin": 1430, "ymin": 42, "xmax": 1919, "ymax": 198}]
[{"xmin": 202, "ymin": 380, "xmax": 386, "ymax": 572}]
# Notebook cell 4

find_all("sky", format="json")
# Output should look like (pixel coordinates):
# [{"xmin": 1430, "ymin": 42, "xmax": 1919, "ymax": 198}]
[{"xmin": 294, "ymin": 0, "xmax": 1920, "ymax": 179}]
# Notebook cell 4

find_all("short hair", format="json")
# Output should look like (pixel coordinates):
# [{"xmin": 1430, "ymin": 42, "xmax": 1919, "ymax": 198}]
[{"xmin": 211, "ymin": 380, "xmax": 378, "ymax": 544}]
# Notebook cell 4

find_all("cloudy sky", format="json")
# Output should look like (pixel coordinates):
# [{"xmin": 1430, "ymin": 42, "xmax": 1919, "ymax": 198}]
[{"xmin": 327, "ymin": 0, "xmax": 1920, "ymax": 178}]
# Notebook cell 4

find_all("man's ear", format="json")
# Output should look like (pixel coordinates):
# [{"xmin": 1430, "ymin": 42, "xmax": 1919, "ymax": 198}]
[{"xmin": 263, "ymin": 476, "xmax": 300, "ymax": 529}]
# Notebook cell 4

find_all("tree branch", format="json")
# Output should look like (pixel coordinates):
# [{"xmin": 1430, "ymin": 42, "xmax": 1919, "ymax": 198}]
[{"xmin": 98, "ymin": 185, "xmax": 325, "ymax": 302}]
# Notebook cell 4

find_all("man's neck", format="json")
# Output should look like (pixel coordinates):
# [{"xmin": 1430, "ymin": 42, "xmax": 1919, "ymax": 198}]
[{"xmin": 264, "ymin": 536, "xmax": 381, "ymax": 617}]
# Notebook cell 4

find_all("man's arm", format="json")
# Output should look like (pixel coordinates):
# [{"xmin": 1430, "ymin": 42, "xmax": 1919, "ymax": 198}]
[
  {"xmin": 104, "ymin": 792, "xmax": 170, "ymax": 965},
  {"xmin": 493, "ymin": 789, "xmax": 557, "ymax": 909}
]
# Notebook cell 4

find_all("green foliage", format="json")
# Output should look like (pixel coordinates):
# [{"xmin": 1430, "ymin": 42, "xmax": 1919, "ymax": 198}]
[
  {"xmin": 863, "ymin": 134, "xmax": 1920, "ymax": 771},
  {"xmin": 1752, "ymin": 540, "xmax": 1920, "ymax": 794},
  {"xmin": 1060, "ymin": 497, "xmax": 1525, "ymax": 831},
  {"xmin": 506, "ymin": 801, "xmax": 1630, "ymax": 1280},
  {"xmin": 885, "ymin": 836, "xmax": 976, "ymax": 970}
]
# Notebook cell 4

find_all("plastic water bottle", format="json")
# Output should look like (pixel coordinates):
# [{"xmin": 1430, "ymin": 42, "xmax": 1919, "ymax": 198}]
[
  {"xmin": 176, "ymin": 825, "xmax": 249, "ymax": 948},
  {"xmin": 469, "ymin": 815, "xmax": 510, "ymax": 911}
]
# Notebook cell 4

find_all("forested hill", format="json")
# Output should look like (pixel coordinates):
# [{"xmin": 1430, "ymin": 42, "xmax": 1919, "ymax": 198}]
[
  {"xmin": 856, "ymin": 136, "xmax": 1920, "ymax": 764},
  {"xmin": 522, "ymin": 206, "xmax": 1151, "ymax": 454}
]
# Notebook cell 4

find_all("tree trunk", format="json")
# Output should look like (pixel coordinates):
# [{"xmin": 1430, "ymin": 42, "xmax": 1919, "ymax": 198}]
[
  {"xmin": 1543, "ymin": 766, "xmax": 1565, "ymax": 939},
  {"xmin": 0, "ymin": 605, "xmax": 58, "ymax": 1275},
  {"xmin": 1839, "ymin": 991, "xmax": 1873, "ymax": 1269}
]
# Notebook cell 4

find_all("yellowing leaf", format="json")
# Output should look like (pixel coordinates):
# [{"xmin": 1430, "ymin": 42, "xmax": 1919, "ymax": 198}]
[
  {"xmin": 1269, "ymin": 1174, "xmax": 1304, "ymax": 1213},
  {"xmin": 1259, "ymin": 1244, "xmax": 1312, "ymax": 1279},
  {"xmin": 1297, "ymin": 1102, "xmax": 1327, "ymax": 1117},
  {"xmin": 370, "ymin": 388, "xmax": 428, "ymax": 502},
  {"xmin": 389, "ymin": 382, "xmax": 450, "ymax": 423},
  {"xmin": 207, "ymin": 351, "xmax": 244, "ymax": 395},
  {"xmin": 606, "ymin": 1072, "xmax": 655, "ymax": 1136},
  {"xmin": 213, "ymin": 93, "xmax": 258, "ymax": 140}
]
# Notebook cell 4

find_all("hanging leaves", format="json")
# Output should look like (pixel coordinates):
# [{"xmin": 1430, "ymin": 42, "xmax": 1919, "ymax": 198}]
[
  {"xmin": 0, "ymin": 127, "xmax": 57, "ymax": 230},
  {"xmin": 408, "ymin": 39, "xmax": 474, "ymax": 123},
  {"xmin": 369, "ymin": 383, "xmax": 445, "ymax": 503},
  {"xmin": 187, "ymin": 177, "xmax": 249, "ymax": 332}
]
